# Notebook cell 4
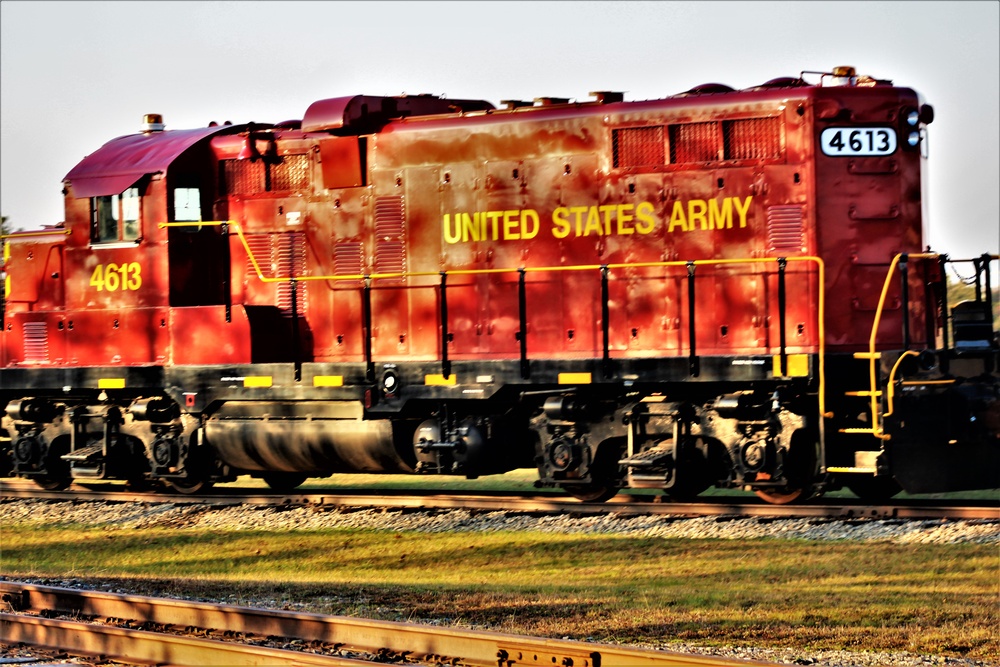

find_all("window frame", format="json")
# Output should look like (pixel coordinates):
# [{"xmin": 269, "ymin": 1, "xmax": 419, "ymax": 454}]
[{"xmin": 90, "ymin": 186, "xmax": 143, "ymax": 245}]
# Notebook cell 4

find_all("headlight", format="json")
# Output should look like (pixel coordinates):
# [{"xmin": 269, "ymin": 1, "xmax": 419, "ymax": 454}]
[
  {"xmin": 907, "ymin": 131, "xmax": 921, "ymax": 147},
  {"xmin": 906, "ymin": 110, "xmax": 920, "ymax": 126}
]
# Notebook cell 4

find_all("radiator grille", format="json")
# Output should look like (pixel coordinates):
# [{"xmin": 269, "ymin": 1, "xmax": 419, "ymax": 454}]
[
  {"xmin": 22, "ymin": 321, "xmax": 49, "ymax": 363},
  {"xmin": 270, "ymin": 154, "xmax": 311, "ymax": 191},
  {"xmin": 222, "ymin": 159, "xmax": 265, "ymax": 195},
  {"xmin": 222, "ymin": 154, "xmax": 311, "ymax": 195},
  {"xmin": 669, "ymin": 122, "xmax": 721, "ymax": 163},
  {"xmin": 613, "ymin": 127, "xmax": 665, "ymax": 168},
  {"xmin": 723, "ymin": 118, "xmax": 782, "ymax": 160},
  {"xmin": 766, "ymin": 205, "xmax": 805, "ymax": 251}
]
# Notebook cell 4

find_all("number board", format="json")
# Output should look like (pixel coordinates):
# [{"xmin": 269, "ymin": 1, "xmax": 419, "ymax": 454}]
[{"xmin": 820, "ymin": 127, "xmax": 897, "ymax": 156}]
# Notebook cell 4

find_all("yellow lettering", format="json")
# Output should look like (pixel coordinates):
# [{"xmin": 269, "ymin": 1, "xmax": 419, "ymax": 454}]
[
  {"xmin": 89, "ymin": 263, "xmax": 143, "ymax": 291},
  {"xmin": 486, "ymin": 211, "xmax": 502, "ymax": 240},
  {"xmin": 733, "ymin": 196, "xmax": 752, "ymax": 228},
  {"xmin": 521, "ymin": 209, "xmax": 540, "ymax": 239},
  {"xmin": 708, "ymin": 198, "xmax": 733, "ymax": 230},
  {"xmin": 689, "ymin": 200, "xmax": 708, "ymax": 231},
  {"xmin": 503, "ymin": 210, "xmax": 519, "ymax": 239},
  {"xmin": 635, "ymin": 202, "xmax": 655, "ymax": 234},
  {"xmin": 460, "ymin": 212, "xmax": 479, "ymax": 242},
  {"xmin": 583, "ymin": 206, "xmax": 604, "ymax": 236},
  {"xmin": 616, "ymin": 204, "xmax": 634, "ymax": 235},
  {"xmin": 552, "ymin": 207, "xmax": 570, "ymax": 239},
  {"xmin": 668, "ymin": 201, "xmax": 688, "ymax": 233},
  {"xmin": 443, "ymin": 213, "xmax": 461, "ymax": 244},
  {"xmin": 570, "ymin": 206, "xmax": 588, "ymax": 236},
  {"xmin": 599, "ymin": 205, "xmax": 616, "ymax": 235}
]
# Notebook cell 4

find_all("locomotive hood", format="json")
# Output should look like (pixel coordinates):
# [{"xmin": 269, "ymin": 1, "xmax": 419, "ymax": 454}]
[{"xmin": 64, "ymin": 124, "xmax": 242, "ymax": 198}]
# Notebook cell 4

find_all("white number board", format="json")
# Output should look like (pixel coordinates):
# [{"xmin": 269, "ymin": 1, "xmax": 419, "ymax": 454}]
[{"xmin": 820, "ymin": 127, "xmax": 897, "ymax": 156}]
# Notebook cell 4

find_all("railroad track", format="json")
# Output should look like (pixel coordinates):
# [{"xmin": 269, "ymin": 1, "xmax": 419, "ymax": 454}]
[
  {"xmin": 1, "ymin": 581, "xmax": 772, "ymax": 667},
  {"xmin": 1, "ymin": 480, "xmax": 997, "ymax": 521}
]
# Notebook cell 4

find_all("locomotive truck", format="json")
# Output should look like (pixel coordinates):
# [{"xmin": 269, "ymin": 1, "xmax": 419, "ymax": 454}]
[{"xmin": 2, "ymin": 66, "xmax": 998, "ymax": 503}]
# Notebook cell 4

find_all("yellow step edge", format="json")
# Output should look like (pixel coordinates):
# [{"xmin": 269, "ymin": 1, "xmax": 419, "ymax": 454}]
[
  {"xmin": 839, "ymin": 427, "xmax": 878, "ymax": 434},
  {"xmin": 844, "ymin": 391, "xmax": 882, "ymax": 397},
  {"xmin": 827, "ymin": 466, "xmax": 878, "ymax": 474},
  {"xmin": 853, "ymin": 352, "xmax": 882, "ymax": 359}
]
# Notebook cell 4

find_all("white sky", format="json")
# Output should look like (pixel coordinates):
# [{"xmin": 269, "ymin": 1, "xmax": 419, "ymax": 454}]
[{"xmin": 2, "ymin": 0, "xmax": 997, "ymax": 259}]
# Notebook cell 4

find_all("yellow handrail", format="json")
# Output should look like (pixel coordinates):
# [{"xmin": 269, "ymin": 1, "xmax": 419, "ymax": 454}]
[
  {"xmin": 864, "ymin": 252, "xmax": 940, "ymax": 439},
  {"xmin": 159, "ymin": 220, "xmax": 827, "ymax": 415},
  {"xmin": 0, "ymin": 229, "xmax": 71, "ymax": 240}
]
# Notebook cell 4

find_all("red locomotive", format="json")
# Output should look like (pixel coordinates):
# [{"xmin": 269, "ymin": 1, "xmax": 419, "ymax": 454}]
[{"xmin": 2, "ymin": 66, "xmax": 997, "ymax": 502}]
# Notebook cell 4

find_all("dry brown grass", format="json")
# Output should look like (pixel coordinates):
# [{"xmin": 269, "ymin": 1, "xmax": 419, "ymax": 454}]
[{"xmin": 3, "ymin": 525, "xmax": 997, "ymax": 660}]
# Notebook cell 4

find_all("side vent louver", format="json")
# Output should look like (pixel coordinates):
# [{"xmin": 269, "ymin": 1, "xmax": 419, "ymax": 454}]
[
  {"xmin": 766, "ymin": 205, "xmax": 805, "ymax": 251},
  {"xmin": 22, "ymin": 321, "xmax": 49, "ymax": 363},
  {"xmin": 244, "ymin": 232, "xmax": 309, "ymax": 313},
  {"xmin": 333, "ymin": 241, "xmax": 365, "ymax": 288},
  {"xmin": 374, "ymin": 196, "xmax": 406, "ymax": 283}
]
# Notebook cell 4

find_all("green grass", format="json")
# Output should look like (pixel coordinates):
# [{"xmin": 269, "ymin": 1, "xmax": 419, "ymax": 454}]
[{"xmin": 2, "ymin": 521, "xmax": 997, "ymax": 660}]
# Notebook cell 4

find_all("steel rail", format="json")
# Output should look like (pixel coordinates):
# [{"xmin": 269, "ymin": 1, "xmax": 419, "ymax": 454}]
[
  {"xmin": 1, "ymin": 480, "xmax": 997, "ymax": 520},
  {"xmin": 1, "ymin": 582, "xmax": 773, "ymax": 667},
  {"xmin": 0, "ymin": 613, "xmax": 369, "ymax": 666}
]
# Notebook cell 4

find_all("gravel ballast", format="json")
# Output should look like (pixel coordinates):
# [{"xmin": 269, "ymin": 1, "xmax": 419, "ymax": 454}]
[{"xmin": 3, "ymin": 498, "xmax": 998, "ymax": 667}]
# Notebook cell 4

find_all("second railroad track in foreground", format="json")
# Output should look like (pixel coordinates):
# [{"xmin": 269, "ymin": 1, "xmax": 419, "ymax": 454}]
[{"xmin": 1, "ymin": 581, "xmax": 775, "ymax": 667}]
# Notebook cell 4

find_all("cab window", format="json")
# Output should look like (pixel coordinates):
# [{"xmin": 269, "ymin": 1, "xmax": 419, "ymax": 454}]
[
  {"xmin": 91, "ymin": 187, "xmax": 141, "ymax": 243},
  {"xmin": 173, "ymin": 187, "xmax": 202, "ymax": 222}
]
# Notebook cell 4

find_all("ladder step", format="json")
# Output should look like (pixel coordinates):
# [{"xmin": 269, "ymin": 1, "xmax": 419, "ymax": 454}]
[
  {"xmin": 839, "ymin": 428, "xmax": 878, "ymax": 434},
  {"xmin": 827, "ymin": 466, "xmax": 878, "ymax": 474},
  {"xmin": 620, "ymin": 447, "xmax": 674, "ymax": 468},
  {"xmin": 61, "ymin": 444, "xmax": 104, "ymax": 463},
  {"xmin": 853, "ymin": 352, "xmax": 882, "ymax": 360},
  {"xmin": 844, "ymin": 391, "xmax": 882, "ymax": 397}
]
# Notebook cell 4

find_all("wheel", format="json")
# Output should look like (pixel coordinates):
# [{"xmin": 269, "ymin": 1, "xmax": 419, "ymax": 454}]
[
  {"xmin": 262, "ymin": 472, "xmax": 308, "ymax": 493},
  {"xmin": 125, "ymin": 477, "xmax": 163, "ymax": 492},
  {"xmin": 562, "ymin": 483, "xmax": 621, "ymax": 503},
  {"xmin": 164, "ymin": 476, "xmax": 213, "ymax": 495},
  {"xmin": 32, "ymin": 476, "xmax": 72, "ymax": 491},
  {"xmin": 754, "ymin": 483, "xmax": 811, "ymax": 505},
  {"xmin": 752, "ymin": 429, "xmax": 818, "ymax": 505},
  {"xmin": 662, "ymin": 435, "xmax": 722, "ymax": 502},
  {"xmin": 560, "ymin": 437, "xmax": 625, "ymax": 502},
  {"xmin": 846, "ymin": 476, "xmax": 902, "ymax": 502}
]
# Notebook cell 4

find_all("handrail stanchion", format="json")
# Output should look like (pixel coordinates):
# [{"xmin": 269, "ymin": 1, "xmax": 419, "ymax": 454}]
[
  {"xmin": 601, "ymin": 265, "xmax": 611, "ymax": 379},
  {"xmin": 777, "ymin": 257, "xmax": 788, "ymax": 377},
  {"xmin": 686, "ymin": 261, "xmax": 699, "ymax": 377},
  {"xmin": 362, "ymin": 276, "xmax": 374, "ymax": 383},
  {"xmin": 518, "ymin": 268, "xmax": 529, "ymax": 379},
  {"xmin": 440, "ymin": 271, "xmax": 451, "ymax": 380}
]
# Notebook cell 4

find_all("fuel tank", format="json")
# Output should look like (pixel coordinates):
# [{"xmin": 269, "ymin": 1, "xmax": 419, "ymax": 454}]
[{"xmin": 203, "ymin": 401, "xmax": 417, "ymax": 474}]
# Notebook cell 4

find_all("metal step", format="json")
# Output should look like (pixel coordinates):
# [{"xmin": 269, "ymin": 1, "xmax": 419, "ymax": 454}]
[
  {"xmin": 620, "ymin": 447, "xmax": 673, "ymax": 468},
  {"xmin": 61, "ymin": 444, "xmax": 104, "ymax": 463}
]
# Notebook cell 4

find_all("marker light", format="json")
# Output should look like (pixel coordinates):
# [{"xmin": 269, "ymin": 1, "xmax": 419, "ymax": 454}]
[
  {"xmin": 906, "ymin": 110, "xmax": 920, "ymax": 126},
  {"xmin": 907, "ymin": 131, "xmax": 921, "ymax": 147}
]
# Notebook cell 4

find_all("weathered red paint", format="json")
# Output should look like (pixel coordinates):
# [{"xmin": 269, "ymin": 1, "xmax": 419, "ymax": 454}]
[{"xmin": 2, "ymin": 73, "xmax": 929, "ymax": 367}]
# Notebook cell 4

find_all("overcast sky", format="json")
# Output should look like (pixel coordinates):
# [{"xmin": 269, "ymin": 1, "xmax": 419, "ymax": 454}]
[{"xmin": 2, "ymin": 1, "xmax": 997, "ymax": 259}]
